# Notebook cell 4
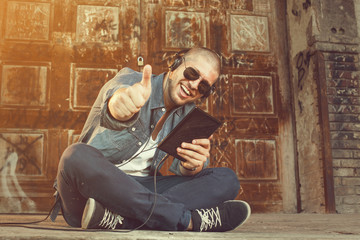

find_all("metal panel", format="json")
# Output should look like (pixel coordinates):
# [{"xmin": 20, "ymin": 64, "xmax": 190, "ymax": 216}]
[
  {"xmin": 5, "ymin": 1, "xmax": 51, "ymax": 41},
  {"xmin": 71, "ymin": 65, "xmax": 118, "ymax": 109},
  {"xmin": 75, "ymin": 5, "xmax": 120, "ymax": 43},
  {"xmin": 0, "ymin": 130, "xmax": 47, "ymax": 213},
  {"xmin": 1, "ymin": 65, "xmax": 48, "ymax": 107},
  {"xmin": 235, "ymin": 139, "xmax": 278, "ymax": 180},
  {"xmin": 0, "ymin": 0, "xmax": 296, "ymax": 213},
  {"xmin": 230, "ymin": 15, "xmax": 270, "ymax": 52},
  {"xmin": 232, "ymin": 75, "xmax": 274, "ymax": 114},
  {"xmin": 0, "ymin": 132, "xmax": 45, "ymax": 176},
  {"xmin": 164, "ymin": 10, "xmax": 207, "ymax": 49}
]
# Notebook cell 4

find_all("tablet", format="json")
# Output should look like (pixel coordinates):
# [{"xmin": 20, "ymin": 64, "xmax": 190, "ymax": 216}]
[{"xmin": 157, "ymin": 107, "xmax": 222, "ymax": 162}]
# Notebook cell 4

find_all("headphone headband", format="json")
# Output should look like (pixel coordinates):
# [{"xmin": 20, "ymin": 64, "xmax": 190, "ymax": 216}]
[{"xmin": 169, "ymin": 49, "xmax": 189, "ymax": 71}]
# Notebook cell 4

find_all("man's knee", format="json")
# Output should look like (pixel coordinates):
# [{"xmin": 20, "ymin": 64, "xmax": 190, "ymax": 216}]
[
  {"xmin": 212, "ymin": 167, "xmax": 240, "ymax": 197},
  {"xmin": 59, "ymin": 143, "xmax": 102, "ymax": 171}
]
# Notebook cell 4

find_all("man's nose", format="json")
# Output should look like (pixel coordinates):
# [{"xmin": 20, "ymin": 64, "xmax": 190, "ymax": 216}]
[{"xmin": 188, "ymin": 77, "xmax": 202, "ymax": 89}]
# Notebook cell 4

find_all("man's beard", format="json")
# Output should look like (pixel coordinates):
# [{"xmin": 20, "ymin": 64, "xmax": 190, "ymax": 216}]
[{"xmin": 165, "ymin": 77, "xmax": 181, "ymax": 108}]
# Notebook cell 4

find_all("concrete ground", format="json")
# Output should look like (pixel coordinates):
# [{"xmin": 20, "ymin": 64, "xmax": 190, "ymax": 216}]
[{"xmin": 0, "ymin": 213, "xmax": 359, "ymax": 240}]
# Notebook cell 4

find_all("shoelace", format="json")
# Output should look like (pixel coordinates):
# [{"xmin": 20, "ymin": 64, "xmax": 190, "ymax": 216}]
[
  {"xmin": 196, "ymin": 206, "xmax": 222, "ymax": 231},
  {"xmin": 99, "ymin": 209, "xmax": 124, "ymax": 229}
]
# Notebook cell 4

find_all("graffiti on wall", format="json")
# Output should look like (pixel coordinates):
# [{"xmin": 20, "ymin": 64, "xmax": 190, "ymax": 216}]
[
  {"xmin": 296, "ymin": 49, "xmax": 316, "ymax": 91},
  {"xmin": 0, "ymin": 133, "xmax": 44, "ymax": 212},
  {"xmin": 230, "ymin": 14, "xmax": 270, "ymax": 52},
  {"xmin": 5, "ymin": 1, "xmax": 50, "ymax": 40},
  {"xmin": 165, "ymin": 10, "xmax": 206, "ymax": 48},
  {"xmin": 76, "ymin": 5, "xmax": 120, "ymax": 43},
  {"xmin": 232, "ymin": 75, "xmax": 274, "ymax": 114},
  {"xmin": 235, "ymin": 139, "xmax": 277, "ymax": 180}
]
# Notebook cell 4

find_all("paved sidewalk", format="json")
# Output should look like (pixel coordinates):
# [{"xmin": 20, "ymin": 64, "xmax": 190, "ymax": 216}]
[{"xmin": 0, "ymin": 213, "xmax": 359, "ymax": 240}]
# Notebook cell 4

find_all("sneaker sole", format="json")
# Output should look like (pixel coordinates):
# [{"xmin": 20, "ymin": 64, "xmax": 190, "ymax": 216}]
[
  {"xmin": 225, "ymin": 200, "xmax": 251, "ymax": 227},
  {"xmin": 81, "ymin": 198, "xmax": 96, "ymax": 229}
]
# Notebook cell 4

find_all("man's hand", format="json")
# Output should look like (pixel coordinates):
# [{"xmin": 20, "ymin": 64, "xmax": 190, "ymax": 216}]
[
  {"xmin": 108, "ymin": 65, "xmax": 152, "ymax": 121},
  {"xmin": 177, "ymin": 135, "xmax": 212, "ymax": 175}
]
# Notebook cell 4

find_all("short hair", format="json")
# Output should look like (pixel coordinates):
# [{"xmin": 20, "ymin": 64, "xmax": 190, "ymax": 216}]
[{"xmin": 184, "ymin": 47, "xmax": 221, "ymax": 76}]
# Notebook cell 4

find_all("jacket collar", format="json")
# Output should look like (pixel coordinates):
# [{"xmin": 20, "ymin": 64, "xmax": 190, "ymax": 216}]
[{"xmin": 150, "ymin": 72, "xmax": 166, "ymax": 110}]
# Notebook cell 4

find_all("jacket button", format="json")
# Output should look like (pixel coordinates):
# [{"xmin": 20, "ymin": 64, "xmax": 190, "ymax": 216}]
[
  {"xmin": 162, "ymin": 108, "xmax": 165, "ymax": 112},
  {"xmin": 138, "ymin": 142, "xmax": 142, "ymax": 146},
  {"xmin": 132, "ymin": 127, "xmax": 136, "ymax": 131}
]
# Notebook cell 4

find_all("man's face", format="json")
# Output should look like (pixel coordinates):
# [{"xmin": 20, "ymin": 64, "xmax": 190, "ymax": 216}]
[{"xmin": 164, "ymin": 56, "xmax": 219, "ymax": 109}]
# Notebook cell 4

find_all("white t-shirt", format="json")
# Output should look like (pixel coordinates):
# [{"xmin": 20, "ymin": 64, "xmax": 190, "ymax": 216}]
[{"xmin": 116, "ymin": 137, "xmax": 158, "ymax": 176}]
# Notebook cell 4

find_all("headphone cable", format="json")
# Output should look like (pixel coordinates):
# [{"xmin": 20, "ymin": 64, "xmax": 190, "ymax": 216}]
[{"xmin": 0, "ymin": 154, "xmax": 170, "ymax": 233}]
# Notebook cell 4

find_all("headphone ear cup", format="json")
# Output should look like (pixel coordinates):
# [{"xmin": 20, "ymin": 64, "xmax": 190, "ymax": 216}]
[{"xmin": 169, "ymin": 57, "xmax": 183, "ymax": 71}]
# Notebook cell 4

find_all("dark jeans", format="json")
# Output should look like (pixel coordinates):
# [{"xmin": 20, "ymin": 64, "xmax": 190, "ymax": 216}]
[{"xmin": 56, "ymin": 143, "xmax": 240, "ymax": 231}]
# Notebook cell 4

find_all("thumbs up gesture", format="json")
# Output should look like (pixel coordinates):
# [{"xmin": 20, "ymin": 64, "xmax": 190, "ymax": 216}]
[{"xmin": 108, "ymin": 65, "xmax": 152, "ymax": 121}]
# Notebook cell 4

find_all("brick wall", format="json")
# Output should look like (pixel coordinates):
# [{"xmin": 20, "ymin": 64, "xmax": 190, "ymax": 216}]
[
  {"xmin": 326, "ymin": 49, "xmax": 360, "ymax": 213},
  {"xmin": 304, "ymin": 0, "xmax": 360, "ymax": 214},
  {"xmin": 287, "ymin": 0, "xmax": 360, "ymax": 213},
  {"xmin": 327, "ymin": 0, "xmax": 360, "ymax": 213}
]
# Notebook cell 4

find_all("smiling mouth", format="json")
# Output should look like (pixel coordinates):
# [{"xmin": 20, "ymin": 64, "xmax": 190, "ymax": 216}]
[{"xmin": 180, "ymin": 84, "xmax": 191, "ymax": 96}]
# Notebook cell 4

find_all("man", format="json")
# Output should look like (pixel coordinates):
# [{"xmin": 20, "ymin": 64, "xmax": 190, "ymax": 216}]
[{"xmin": 54, "ymin": 47, "xmax": 250, "ymax": 232}]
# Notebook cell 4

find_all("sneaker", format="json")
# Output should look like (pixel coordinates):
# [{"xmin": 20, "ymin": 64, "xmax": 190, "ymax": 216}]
[
  {"xmin": 191, "ymin": 200, "xmax": 251, "ymax": 232},
  {"xmin": 81, "ymin": 198, "xmax": 124, "ymax": 229}
]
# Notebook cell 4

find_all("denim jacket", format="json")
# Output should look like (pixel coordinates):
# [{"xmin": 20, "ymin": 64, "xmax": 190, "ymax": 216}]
[{"xmin": 78, "ymin": 67, "xmax": 209, "ymax": 175}]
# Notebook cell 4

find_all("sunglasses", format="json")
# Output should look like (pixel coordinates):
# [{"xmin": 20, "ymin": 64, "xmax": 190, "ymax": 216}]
[{"xmin": 182, "ymin": 57, "xmax": 215, "ymax": 97}]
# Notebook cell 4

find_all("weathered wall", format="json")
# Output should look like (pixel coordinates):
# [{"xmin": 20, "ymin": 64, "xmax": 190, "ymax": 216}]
[
  {"xmin": 331, "ymin": 0, "xmax": 360, "ymax": 213},
  {"xmin": 287, "ymin": 0, "xmax": 360, "ymax": 213},
  {"xmin": 287, "ymin": 0, "xmax": 327, "ymax": 213},
  {"xmin": 317, "ymin": 0, "xmax": 360, "ymax": 214},
  {"xmin": 0, "ymin": 0, "xmax": 297, "ymax": 214},
  {"xmin": 5, "ymin": 0, "xmax": 360, "ymax": 214},
  {"xmin": 0, "ymin": 0, "xmax": 140, "ymax": 213}
]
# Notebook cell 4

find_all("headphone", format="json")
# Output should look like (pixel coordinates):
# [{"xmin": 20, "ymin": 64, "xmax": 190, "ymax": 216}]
[
  {"xmin": 169, "ymin": 49, "xmax": 189, "ymax": 71},
  {"xmin": 168, "ymin": 48, "xmax": 220, "ymax": 98}
]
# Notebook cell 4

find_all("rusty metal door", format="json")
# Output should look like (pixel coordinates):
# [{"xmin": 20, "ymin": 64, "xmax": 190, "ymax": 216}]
[
  {"xmin": 144, "ymin": 0, "xmax": 297, "ymax": 213},
  {"xmin": 0, "ymin": 0, "xmax": 297, "ymax": 213},
  {"xmin": 0, "ymin": 0, "xmax": 140, "ymax": 213}
]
